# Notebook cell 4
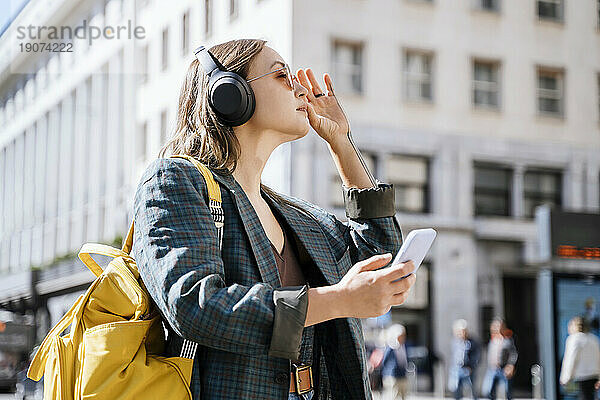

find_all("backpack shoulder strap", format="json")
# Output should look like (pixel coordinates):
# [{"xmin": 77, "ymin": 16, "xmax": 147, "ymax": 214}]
[
  {"xmin": 121, "ymin": 155, "xmax": 225, "ymax": 257},
  {"xmin": 168, "ymin": 154, "xmax": 224, "ymax": 249}
]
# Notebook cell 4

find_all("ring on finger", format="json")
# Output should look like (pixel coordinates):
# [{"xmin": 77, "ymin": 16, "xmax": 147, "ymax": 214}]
[{"xmin": 314, "ymin": 93, "xmax": 325, "ymax": 98}]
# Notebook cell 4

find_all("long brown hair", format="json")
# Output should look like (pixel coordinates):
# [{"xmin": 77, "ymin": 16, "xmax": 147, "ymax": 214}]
[{"xmin": 157, "ymin": 38, "xmax": 294, "ymax": 208}]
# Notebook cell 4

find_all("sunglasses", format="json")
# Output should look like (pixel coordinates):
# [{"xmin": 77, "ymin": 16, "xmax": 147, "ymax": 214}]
[{"xmin": 246, "ymin": 63, "xmax": 296, "ymax": 91}]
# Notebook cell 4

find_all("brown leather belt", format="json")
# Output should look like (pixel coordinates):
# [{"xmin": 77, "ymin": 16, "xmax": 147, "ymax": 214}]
[{"xmin": 289, "ymin": 363, "xmax": 313, "ymax": 394}]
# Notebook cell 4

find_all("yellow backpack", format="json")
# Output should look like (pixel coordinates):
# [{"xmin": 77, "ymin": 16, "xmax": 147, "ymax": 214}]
[{"xmin": 27, "ymin": 155, "xmax": 224, "ymax": 399}]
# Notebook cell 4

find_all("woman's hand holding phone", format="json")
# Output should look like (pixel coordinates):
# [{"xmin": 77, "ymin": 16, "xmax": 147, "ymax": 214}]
[{"xmin": 334, "ymin": 253, "xmax": 417, "ymax": 319}]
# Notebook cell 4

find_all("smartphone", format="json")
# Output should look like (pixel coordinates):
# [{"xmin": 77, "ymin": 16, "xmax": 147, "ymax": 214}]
[{"xmin": 390, "ymin": 228, "xmax": 437, "ymax": 281}]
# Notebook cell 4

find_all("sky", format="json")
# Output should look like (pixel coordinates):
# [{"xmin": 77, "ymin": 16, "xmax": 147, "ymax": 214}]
[{"xmin": 0, "ymin": 0, "xmax": 30, "ymax": 36}]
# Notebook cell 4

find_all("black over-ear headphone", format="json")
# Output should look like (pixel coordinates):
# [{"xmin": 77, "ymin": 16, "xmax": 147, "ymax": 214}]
[{"xmin": 194, "ymin": 45, "xmax": 256, "ymax": 127}]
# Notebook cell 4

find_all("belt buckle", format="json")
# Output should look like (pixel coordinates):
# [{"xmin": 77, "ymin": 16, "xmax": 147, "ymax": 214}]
[{"xmin": 292, "ymin": 362, "xmax": 313, "ymax": 395}]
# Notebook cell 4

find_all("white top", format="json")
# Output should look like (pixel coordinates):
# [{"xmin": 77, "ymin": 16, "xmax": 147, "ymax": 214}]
[{"xmin": 560, "ymin": 332, "xmax": 600, "ymax": 385}]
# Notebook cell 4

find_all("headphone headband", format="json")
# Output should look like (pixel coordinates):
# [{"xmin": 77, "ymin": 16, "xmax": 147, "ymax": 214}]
[{"xmin": 194, "ymin": 46, "xmax": 224, "ymax": 77}]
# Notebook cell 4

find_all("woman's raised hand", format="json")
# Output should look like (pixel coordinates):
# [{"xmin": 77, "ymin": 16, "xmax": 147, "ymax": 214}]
[
  {"xmin": 296, "ymin": 68, "xmax": 351, "ymax": 146},
  {"xmin": 334, "ymin": 254, "xmax": 417, "ymax": 319}
]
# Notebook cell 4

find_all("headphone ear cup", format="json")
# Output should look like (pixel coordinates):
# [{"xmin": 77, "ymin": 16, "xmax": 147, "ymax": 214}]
[{"xmin": 207, "ymin": 72, "xmax": 255, "ymax": 127}]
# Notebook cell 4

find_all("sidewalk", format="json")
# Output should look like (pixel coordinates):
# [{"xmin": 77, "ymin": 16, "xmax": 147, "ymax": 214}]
[{"xmin": 371, "ymin": 392, "xmax": 539, "ymax": 400}]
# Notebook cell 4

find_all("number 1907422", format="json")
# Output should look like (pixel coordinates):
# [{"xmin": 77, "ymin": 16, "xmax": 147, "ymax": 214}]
[{"xmin": 19, "ymin": 42, "xmax": 74, "ymax": 52}]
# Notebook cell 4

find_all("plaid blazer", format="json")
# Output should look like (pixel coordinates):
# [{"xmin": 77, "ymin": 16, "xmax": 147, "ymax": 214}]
[{"xmin": 132, "ymin": 157, "xmax": 404, "ymax": 399}]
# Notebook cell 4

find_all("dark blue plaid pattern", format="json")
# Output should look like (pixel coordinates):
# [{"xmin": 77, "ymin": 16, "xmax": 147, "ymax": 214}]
[{"xmin": 132, "ymin": 157, "xmax": 403, "ymax": 399}]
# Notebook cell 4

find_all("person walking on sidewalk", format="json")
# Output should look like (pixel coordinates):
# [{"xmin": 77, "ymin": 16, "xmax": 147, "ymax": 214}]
[
  {"xmin": 559, "ymin": 316, "xmax": 600, "ymax": 400},
  {"xmin": 133, "ymin": 38, "xmax": 417, "ymax": 399},
  {"xmin": 381, "ymin": 324, "xmax": 409, "ymax": 400},
  {"xmin": 448, "ymin": 319, "xmax": 480, "ymax": 400},
  {"xmin": 481, "ymin": 318, "xmax": 518, "ymax": 400},
  {"xmin": 368, "ymin": 339, "xmax": 386, "ymax": 394}
]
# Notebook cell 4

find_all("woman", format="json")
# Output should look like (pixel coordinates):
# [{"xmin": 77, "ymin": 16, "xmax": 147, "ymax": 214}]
[{"xmin": 132, "ymin": 39, "xmax": 416, "ymax": 400}]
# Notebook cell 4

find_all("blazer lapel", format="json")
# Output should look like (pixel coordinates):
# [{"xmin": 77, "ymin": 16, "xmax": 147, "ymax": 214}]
[
  {"xmin": 211, "ymin": 170, "xmax": 338, "ymax": 287},
  {"xmin": 211, "ymin": 171, "xmax": 281, "ymax": 289},
  {"xmin": 261, "ymin": 188, "xmax": 339, "ymax": 286}
]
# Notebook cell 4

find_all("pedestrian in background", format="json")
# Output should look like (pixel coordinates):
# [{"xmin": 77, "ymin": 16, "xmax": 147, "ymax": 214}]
[
  {"xmin": 583, "ymin": 298, "xmax": 600, "ymax": 336},
  {"xmin": 448, "ymin": 319, "xmax": 480, "ymax": 400},
  {"xmin": 559, "ymin": 316, "xmax": 600, "ymax": 400},
  {"xmin": 481, "ymin": 318, "xmax": 518, "ymax": 400},
  {"xmin": 381, "ymin": 323, "xmax": 409, "ymax": 400},
  {"xmin": 368, "ymin": 341, "xmax": 385, "ymax": 394}
]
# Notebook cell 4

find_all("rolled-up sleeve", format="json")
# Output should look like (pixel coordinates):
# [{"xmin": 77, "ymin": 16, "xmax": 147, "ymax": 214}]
[
  {"xmin": 133, "ymin": 157, "xmax": 308, "ymax": 361},
  {"xmin": 342, "ymin": 181, "xmax": 396, "ymax": 219},
  {"xmin": 334, "ymin": 181, "xmax": 403, "ymax": 271},
  {"xmin": 268, "ymin": 284, "xmax": 309, "ymax": 359}
]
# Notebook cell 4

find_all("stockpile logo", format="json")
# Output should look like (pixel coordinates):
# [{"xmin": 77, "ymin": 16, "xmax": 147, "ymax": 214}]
[
  {"xmin": 16, "ymin": 19, "xmax": 145, "ymax": 47},
  {"xmin": 6, "ymin": 19, "xmax": 146, "ymax": 73}
]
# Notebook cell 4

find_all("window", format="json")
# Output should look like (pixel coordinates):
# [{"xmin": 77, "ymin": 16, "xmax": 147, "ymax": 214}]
[
  {"xmin": 523, "ymin": 169, "xmax": 562, "ymax": 218},
  {"xmin": 139, "ymin": 45, "xmax": 149, "ymax": 83},
  {"xmin": 474, "ymin": 163, "xmax": 512, "ymax": 216},
  {"xmin": 229, "ymin": 0, "xmax": 239, "ymax": 21},
  {"xmin": 14, "ymin": 86, "xmax": 23, "ymax": 112},
  {"xmin": 331, "ymin": 41, "xmax": 363, "ymax": 95},
  {"xmin": 137, "ymin": 122, "xmax": 147, "ymax": 161},
  {"xmin": 36, "ymin": 62, "xmax": 46, "ymax": 92},
  {"xmin": 161, "ymin": 28, "xmax": 169, "ymax": 71},
  {"xmin": 84, "ymin": 79, "xmax": 91, "ymax": 204},
  {"xmin": 204, "ymin": 0, "xmax": 212, "ymax": 38},
  {"xmin": 473, "ymin": 60, "xmax": 500, "ymax": 109},
  {"xmin": 181, "ymin": 10, "xmax": 190, "ymax": 56},
  {"xmin": 160, "ymin": 110, "xmax": 168, "ymax": 143},
  {"xmin": 0, "ymin": 147, "xmax": 4, "ymax": 234},
  {"xmin": 103, "ymin": 0, "xmax": 112, "ymax": 23},
  {"xmin": 537, "ymin": 67, "xmax": 564, "ymax": 117},
  {"xmin": 330, "ymin": 152, "xmax": 376, "ymax": 208},
  {"xmin": 24, "ymin": 76, "xmax": 35, "ymax": 105},
  {"xmin": 537, "ymin": 0, "xmax": 563, "ymax": 22},
  {"xmin": 404, "ymin": 50, "xmax": 433, "ymax": 102},
  {"xmin": 475, "ymin": 0, "xmax": 500, "ymax": 11},
  {"xmin": 387, "ymin": 154, "xmax": 429, "ymax": 213}
]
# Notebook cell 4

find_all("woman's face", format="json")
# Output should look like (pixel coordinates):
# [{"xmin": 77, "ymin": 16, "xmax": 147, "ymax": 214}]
[{"xmin": 240, "ymin": 46, "xmax": 310, "ymax": 141}]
